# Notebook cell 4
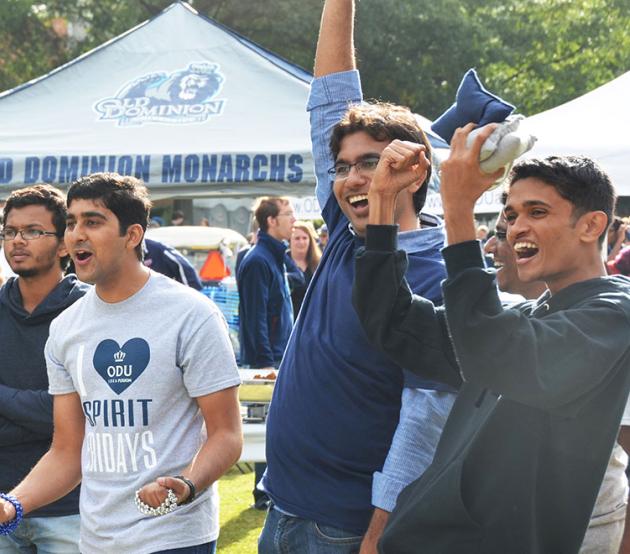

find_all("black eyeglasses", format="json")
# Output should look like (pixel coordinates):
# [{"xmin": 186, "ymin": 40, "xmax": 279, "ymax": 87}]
[
  {"xmin": 0, "ymin": 228, "xmax": 61, "ymax": 241},
  {"xmin": 327, "ymin": 156, "xmax": 381, "ymax": 179}
]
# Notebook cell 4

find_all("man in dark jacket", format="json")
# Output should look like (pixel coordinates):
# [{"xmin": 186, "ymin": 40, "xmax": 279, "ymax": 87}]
[
  {"xmin": 237, "ymin": 196, "xmax": 296, "ymax": 510},
  {"xmin": 353, "ymin": 128, "xmax": 630, "ymax": 553},
  {"xmin": 0, "ymin": 185, "xmax": 88, "ymax": 552},
  {"xmin": 237, "ymin": 196, "xmax": 296, "ymax": 370}
]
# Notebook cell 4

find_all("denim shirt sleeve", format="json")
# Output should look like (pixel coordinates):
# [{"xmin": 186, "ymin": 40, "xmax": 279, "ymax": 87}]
[
  {"xmin": 307, "ymin": 70, "xmax": 363, "ymax": 210},
  {"xmin": 372, "ymin": 388, "xmax": 456, "ymax": 511}
]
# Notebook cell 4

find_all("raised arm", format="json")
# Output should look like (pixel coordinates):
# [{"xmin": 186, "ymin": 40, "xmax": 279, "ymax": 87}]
[
  {"xmin": 309, "ymin": 0, "xmax": 363, "ymax": 212},
  {"xmin": 314, "ymin": 0, "xmax": 356, "ymax": 77},
  {"xmin": 353, "ymin": 228, "xmax": 461, "ymax": 388}
]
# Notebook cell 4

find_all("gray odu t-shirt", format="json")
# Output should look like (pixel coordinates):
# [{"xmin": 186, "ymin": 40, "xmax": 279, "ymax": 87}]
[{"xmin": 45, "ymin": 272, "xmax": 240, "ymax": 554}]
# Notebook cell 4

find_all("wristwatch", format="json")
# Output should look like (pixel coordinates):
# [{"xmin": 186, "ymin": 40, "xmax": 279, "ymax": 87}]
[{"xmin": 174, "ymin": 475, "xmax": 196, "ymax": 505}]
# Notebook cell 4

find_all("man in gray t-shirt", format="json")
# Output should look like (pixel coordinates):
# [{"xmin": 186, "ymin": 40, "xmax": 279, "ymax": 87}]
[{"xmin": 0, "ymin": 173, "xmax": 242, "ymax": 554}]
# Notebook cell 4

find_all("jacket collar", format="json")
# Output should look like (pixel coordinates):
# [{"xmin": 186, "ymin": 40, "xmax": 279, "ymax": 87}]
[
  {"xmin": 257, "ymin": 231, "xmax": 288, "ymax": 264},
  {"xmin": 350, "ymin": 212, "xmax": 445, "ymax": 255},
  {"xmin": 531, "ymin": 274, "xmax": 630, "ymax": 316}
]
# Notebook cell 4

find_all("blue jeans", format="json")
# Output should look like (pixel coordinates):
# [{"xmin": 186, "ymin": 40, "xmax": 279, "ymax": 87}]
[
  {"xmin": 0, "ymin": 514, "xmax": 80, "ymax": 554},
  {"xmin": 154, "ymin": 542, "xmax": 216, "ymax": 554},
  {"xmin": 258, "ymin": 505, "xmax": 362, "ymax": 553}
]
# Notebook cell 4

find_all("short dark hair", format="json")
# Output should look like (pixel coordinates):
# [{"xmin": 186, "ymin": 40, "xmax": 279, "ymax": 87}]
[
  {"xmin": 3, "ymin": 184, "xmax": 69, "ymax": 269},
  {"xmin": 508, "ymin": 156, "xmax": 616, "ymax": 244},
  {"xmin": 253, "ymin": 197, "xmax": 289, "ymax": 233},
  {"xmin": 67, "ymin": 173, "xmax": 151, "ymax": 260},
  {"xmin": 330, "ymin": 101, "xmax": 433, "ymax": 214}
]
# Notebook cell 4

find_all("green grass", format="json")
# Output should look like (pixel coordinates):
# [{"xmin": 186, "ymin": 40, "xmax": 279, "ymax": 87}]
[{"xmin": 217, "ymin": 466, "xmax": 266, "ymax": 553}]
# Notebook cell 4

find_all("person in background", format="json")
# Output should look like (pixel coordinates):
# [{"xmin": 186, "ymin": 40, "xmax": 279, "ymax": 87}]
[
  {"xmin": 237, "ymin": 197, "xmax": 296, "ymax": 370},
  {"xmin": 149, "ymin": 215, "xmax": 165, "ymax": 229},
  {"xmin": 235, "ymin": 232, "xmax": 256, "ymax": 278},
  {"xmin": 317, "ymin": 223, "xmax": 329, "ymax": 250},
  {"xmin": 288, "ymin": 221, "xmax": 322, "ymax": 317},
  {"xmin": 0, "ymin": 184, "xmax": 88, "ymax": 554},
  {"xmin": 619, "ymin": 415, "xmax": 630, "ymax": 554},
  {"xmin": 0, "ymin": 203, "xmax": 15, "ymax": 285},
  {"xmin": 236, "ymin": 225, "xmax": 303, "ymax": 311},
  {"xmin": 475, "ymin": 223, "xmax": 489, "ymax": 243},
  {"xmin": 484, "ymin": 207, "xmax": 547, "ymax": 302},
  {"xmin": 171, "ymin": 210, "xmax": 185, "ymax": 226},
  {"xmin": 607, "ymin": 216, "xmax": 627, "ymax": 262},
  {"xmin": 608, "ymin": 244, "xmax": 630, "ymax": 276},
  {"xmin": 143, "ymin": 237, "xmax": 202, "ymax": 291},
  {"xmin": 611, "ymin": 238, "xmax": 630, "ymax": 554},
  {"xmin": 237, "ymin": 197, "xmax": 296, "ymax": 511}
]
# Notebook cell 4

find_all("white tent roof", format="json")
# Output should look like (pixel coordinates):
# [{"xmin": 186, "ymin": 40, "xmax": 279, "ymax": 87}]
[
  {"xmin": 0, "ymin": 2, "xmax": 315, "ymax": 198},
  {"xmin": 521, "ymin": 71, "xmax": 630, "ymax": 195}
]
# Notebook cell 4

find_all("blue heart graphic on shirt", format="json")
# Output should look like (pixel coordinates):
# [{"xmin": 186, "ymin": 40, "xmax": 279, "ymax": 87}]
[{"xmin": 93, "ymin": 338, "xmax": 151, "ymax": 395}]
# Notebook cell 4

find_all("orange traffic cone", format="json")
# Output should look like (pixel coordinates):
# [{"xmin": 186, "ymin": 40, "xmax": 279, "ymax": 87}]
[{"xmin": 199, "ymin": 250, "xmax": 230, "ymax": 281}]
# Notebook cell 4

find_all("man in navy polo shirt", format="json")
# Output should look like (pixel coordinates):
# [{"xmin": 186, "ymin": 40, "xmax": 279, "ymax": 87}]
[{"xmin": 258, "ymin": 0, "xmax": 456, "ymax": 551}]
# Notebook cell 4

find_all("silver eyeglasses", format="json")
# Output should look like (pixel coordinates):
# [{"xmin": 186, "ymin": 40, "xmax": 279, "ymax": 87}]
[
  {"xmin": 0, "ymin": 228, "xmax": 61, "ymax": 241},
  {"xmin": 327, "ymin": 156, "xmax": 381, "ymax": 179}
]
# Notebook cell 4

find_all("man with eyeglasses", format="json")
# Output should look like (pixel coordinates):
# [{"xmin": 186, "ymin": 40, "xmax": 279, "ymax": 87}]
[
  {"xmin": 236, "ymin": 196, "xmax": 297, "ymax": 511},
  {"xmin": 237, "ymin": 196, "xmax": 297, "ymax": 371},
  {"xmin": 0, "ymin": 185, "xmax": 88, "ymax": 554},
  {"xmin": 258, "ymin": 0, "xmax": 455, "ymax": 551}
]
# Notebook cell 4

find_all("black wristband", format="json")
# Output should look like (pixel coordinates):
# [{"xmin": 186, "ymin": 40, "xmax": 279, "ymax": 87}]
[{"xmin": 174, "ymin": 475, "xmax": 196, "ymax": 505}]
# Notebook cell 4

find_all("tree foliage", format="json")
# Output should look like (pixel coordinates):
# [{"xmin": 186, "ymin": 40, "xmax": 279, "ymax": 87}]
[{"xmin": 1, "ymin": 0, "xmax": 629, "ymax": 118}]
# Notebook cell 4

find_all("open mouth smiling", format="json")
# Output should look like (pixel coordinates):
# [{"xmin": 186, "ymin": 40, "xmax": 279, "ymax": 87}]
[
  {"xmin": 347, "ymin": 194, "xmax": 369, "ymax": 210},
  {"xmin": 513, "ymin": 241, "xmax": 539, "ymax": 261}
]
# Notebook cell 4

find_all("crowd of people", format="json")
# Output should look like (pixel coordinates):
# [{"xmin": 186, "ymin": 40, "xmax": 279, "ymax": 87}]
[{"xmin": 1, "ymin": 0, "xmax": 630, "ymax": 553}]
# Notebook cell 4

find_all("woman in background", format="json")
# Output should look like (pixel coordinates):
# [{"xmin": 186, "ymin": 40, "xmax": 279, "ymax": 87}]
[{"xmin": 288, "ymin": 221, "xmax": 321, "ymax": 317}]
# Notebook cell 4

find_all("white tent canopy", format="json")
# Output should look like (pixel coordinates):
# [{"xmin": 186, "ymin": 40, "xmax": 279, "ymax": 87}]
[
  {"xmin": 521, "ymin": 71, "xmax": 630, "ymax": 195},
  {"xmin": 426, "ymin": 71, "xmax": 630, "ymax": 215},
  {"xmin": 0, "ymin": 2, "xmax": 315, "ymax": 198}
]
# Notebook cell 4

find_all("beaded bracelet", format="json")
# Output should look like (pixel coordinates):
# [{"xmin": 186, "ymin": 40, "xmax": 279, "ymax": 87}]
[
  {"xmin": 134, "ymin": 488, "xmax": 178, "ymax": 517},
  {"xmin": 0, "ymin": 493, "xmax": 23, "ymax": 535}
]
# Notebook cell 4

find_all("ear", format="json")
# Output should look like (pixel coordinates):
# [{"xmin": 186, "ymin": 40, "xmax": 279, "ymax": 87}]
[
  {"xmin": 483, "ymin": 235, "xmax": 496, "ymax": 256},
  {"xmin": 578, "ymin": 211, "xmax": 608, "ymax": 244},
  {"xmin": 126, "ymin": 223, "xmax": 145, "ymax": 252},
  {"xmin": 266, "ymin": 215, "xmax": 276, "ymax": 230},
  {"xmin": 56, "ymin": 238, "xmax": 69, "ymax": 260}
]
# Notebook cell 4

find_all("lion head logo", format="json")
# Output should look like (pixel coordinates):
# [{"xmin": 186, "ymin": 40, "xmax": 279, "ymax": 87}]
[{"xmin": 94, "ymin": 62, "xmax": 226, "ymax": 126}]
